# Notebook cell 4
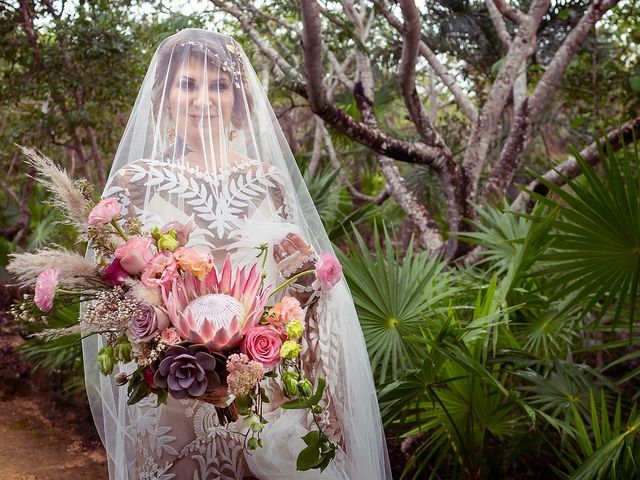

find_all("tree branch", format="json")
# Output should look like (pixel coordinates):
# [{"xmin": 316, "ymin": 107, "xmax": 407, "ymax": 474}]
[
  {"xmin": 484, "ymin": 0, "xmax": 621, "ymax": 201},
  {"xmin": 487, "ymin": 0, "xmax": 513, "ymax": 46},
  {"xmin": 462, "ymin": 0, "xmax": 549, "ymax": 201},
  {"xmin": 398, "ymin": 0, "xmax": 443, "ymax": 147},
  {"xmin": 492, "ymin": 0, "xmax": 525, "ymax": 24},
  {"xmin": 373, "ymin": 0, "xmax": 478, "ymax": 123},
  {"xmin": 511, "ymin": 116, "xmax": 640, "ymax": 210}
]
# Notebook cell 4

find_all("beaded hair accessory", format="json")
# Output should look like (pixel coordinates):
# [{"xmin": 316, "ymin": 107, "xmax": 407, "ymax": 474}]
[{"xmin": 178, "ymin": 41, "xmax": 244, "ymax": 88}]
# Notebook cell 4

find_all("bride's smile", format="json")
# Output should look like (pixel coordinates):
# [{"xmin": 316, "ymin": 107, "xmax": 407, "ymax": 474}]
[{"xmin": 168, "ymin": 55, "xmax": 235, "ymax": 152}]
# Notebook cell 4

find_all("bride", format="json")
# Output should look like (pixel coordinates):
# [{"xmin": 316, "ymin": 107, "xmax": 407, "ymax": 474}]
[{"xmin": 82, "ymin": 28, "xmax": 391, "ymax": 479}]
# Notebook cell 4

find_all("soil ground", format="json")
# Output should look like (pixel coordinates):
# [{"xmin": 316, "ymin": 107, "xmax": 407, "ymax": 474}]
[{"xmin": 0, "ymin": 283, "xmax": 108, "ymax": 479}]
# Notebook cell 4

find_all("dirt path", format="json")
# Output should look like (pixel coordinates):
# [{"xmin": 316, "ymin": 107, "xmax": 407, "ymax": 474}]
[{"xmin": 0, "ymin": 397, "xmax": 107, "ymax": 479}]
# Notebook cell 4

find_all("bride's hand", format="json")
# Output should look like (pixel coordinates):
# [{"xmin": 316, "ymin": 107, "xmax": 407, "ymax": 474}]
[{"xmin": 273, "ymin": 232, "xmax": 314, "ymax": 268}]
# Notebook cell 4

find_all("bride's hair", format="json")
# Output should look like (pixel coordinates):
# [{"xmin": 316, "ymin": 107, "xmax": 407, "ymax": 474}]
[{"xmin": 152, "ymin": 29, "xmax": 254, "ymax": 130}]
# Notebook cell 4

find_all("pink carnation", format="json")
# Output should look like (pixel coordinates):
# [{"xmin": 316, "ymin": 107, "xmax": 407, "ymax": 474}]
[
  {"xmin": 88, "ymin": 197, "xmax": 122, "ymax": 226},
  {"xmin": 34, "ymin": 267, "xmax": 59, "ymax": 312},
  {"xmin": 160, "ymin": 327, "xmax": 182, "ymax": 345},
  {"xmin": 114, "ymin": 236, "xmax": 155, "ymax": 275},
  {"xmin": 141, "ymin": 252, "xmax": 178, "ymax": 291},
  {"xmin": 267, "ymin": 296, "xmax": 304, "ymax": 338},
  {"xmin": 174, "ymin": 247, "xmax": 213, "ymax": 280},
  {"xmin": 241, "ymin": 326, "xmax": 282, "ymax": 369},
  {"xmin": 314, "ymin": 252, "xmax": 342, "ymax": 291}
]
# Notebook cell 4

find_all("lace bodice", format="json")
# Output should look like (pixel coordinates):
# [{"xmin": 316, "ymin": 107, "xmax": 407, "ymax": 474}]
[{"xmin": 103, "ymin": 158, "xmax": 344, "ymax": 479}]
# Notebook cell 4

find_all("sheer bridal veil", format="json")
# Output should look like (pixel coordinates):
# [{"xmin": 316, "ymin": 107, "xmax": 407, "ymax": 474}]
[{"xmin": 81, "ymin": 28, "xmax": 391, "ymax": 479}]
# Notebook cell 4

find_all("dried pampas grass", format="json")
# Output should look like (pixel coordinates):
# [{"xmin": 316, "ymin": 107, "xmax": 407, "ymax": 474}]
[
  {"xmin": 125, "ymin": 279, "xmax": 162, "ymax": 306},
  {"xmin": 20, "ymin": 146, "xmax": 91, "ymax": 230},
  {"xmin": 7, "ymin": 248, "xmax": 101, "ymax": 287}
]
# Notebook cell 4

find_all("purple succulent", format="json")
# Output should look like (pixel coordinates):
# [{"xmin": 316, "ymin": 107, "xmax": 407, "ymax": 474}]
[{"xmin": 154, "ymin": 344, "xmax": 221, "ymax": 399}]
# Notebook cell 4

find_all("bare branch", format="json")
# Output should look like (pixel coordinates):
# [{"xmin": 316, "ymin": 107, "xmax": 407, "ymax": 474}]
[
  {"xmin": 492, "ymin": 0, "xmax": 525, "ymax": 24},
  {"xmin": 485, "ymin": 0, "xmax": 621, "ymax": 201},
  {"xmin": 398, "ymin": 0, "xmax": 442, "ymax": 147},
  {"xmin": 373, "ymin": 0, "xmax": 478, "ymax": 123},
  {"xmin": 511, "ymin": 116, "xmax": 640, "ymax": 210},
  {"xmin": 486, "ymin": 0, "xmax": 512, "ymax": 46},
  {"xmin": 462, "ymin": 0, "xmax": 550, "ymax": 201},
  {"xmin": 211, "ymin": 0, "xmax": 304, "ymax": 89},
  {"xmin": 321, "ymin": 123, "xmax": 389, "ymax": 204}
]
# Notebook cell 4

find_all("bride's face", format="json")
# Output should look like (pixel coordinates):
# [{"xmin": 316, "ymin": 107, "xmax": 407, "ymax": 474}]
[{"xmin": 168, "ymin": 55, "xmax": 235, "ymax": 143}]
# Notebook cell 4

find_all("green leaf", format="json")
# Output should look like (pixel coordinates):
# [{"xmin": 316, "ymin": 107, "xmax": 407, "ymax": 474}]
[
  {"xmin": 629, "ymin": 76, "xmax": 640, "ymax": 95},
  {"xmin": 308, "ymin": 378, "xmax": 326, "ymax": 405},
  {"xmin": 281, "ymin": 398, "xmax": 310, "ymax": 410},
  {"xmin": 235, "ymin": 395, "xmax": 253, "ymax": 415},
  {"xmin": 301, "ymin": 430, "xmax": 321, "ymax": 447},
  {"xmin": 296, "ymin": 445, "xmax": 321, "ymax": 471}
]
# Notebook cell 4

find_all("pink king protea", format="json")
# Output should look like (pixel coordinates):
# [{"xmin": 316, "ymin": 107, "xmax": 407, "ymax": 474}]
[{"xmin": 162, "ymin": 255, "xmax": 270, "ymax": 352}]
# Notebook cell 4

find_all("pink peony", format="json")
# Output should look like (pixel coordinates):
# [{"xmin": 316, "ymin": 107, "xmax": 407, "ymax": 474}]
[
  {"xmin": 160, "ymin": 327, "xmax": 182, "ymax": 345},
  {"xmin": 114, "ymin": 236, "xmax": 155, "ymax": 275},
  {"xmin": 102, "ymin": 258, "xmax": 130, "ymax": 286},
  {"xmin": 241, "ymin": 326, "xmax": 282, "ymax": 368},
  {"xmin": 88, "ymin": 197, "xmax": 122, "ymax": 226},
  {"xmin": 142, "ymin": 252, "xmax": 178, "ymax": 291},
  {"xmin": 162, "ymin": 220, "xmax": 197, "ymax": 246},
  {"xmin": 174, "ymin": 247, "xmax": 213, "ymax": 280},
  {"xmin": 34, "ymin": 267, "xmax": 59, "ymax": 312},
  {"xmin": 314, "ymin": 252, "xmax": 343, "ymax": 291}
]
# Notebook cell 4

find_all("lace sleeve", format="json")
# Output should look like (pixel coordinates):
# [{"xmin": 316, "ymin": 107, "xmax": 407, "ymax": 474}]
[
  {"xmin": 264, "ymin": 167, "xmax": 345, "ymax": 450},
  {"xmin": 267, "ymin": 170, "xmax": 319, "ymax": 309}
]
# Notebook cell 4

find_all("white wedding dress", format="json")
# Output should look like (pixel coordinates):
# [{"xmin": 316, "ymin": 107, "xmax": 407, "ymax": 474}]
[
  {"xmin": 103, "ymin": 158, "xmax": 346, "ymax": 479},
  {"xmin": 83, "ymin": 28, "xmax": 391, "ymax": 480}
]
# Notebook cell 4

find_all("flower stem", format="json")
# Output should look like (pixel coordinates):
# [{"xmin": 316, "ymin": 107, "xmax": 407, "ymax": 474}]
[
  {"xmin": 111, "ymin": 218, "xmax": 129, "ymax": 241},
  {"xmin": 268, "ymin": 269, "xmax": 315, "ymax": 299}
]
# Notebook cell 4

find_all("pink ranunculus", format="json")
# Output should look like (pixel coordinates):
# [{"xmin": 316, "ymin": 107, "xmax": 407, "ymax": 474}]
[
  {"xmin": 141, "ymin": 252, "xmax": 178, "ymax": 291},
  {"xmin": 114, "ymin": 236, "xmax": 155, "ymax": 275},
  {"xmin": 88, "ymin": 197, "xmax": 122, "ymax": 226},
  {"xmin": 160, "ymin": 327, "xmax": 182, "ymax": 345},
  {"xmin": 241, "ymin": 326, "xmax": 283, "ymax": 368},
  {"xmin": 34, "ymin": 267, "xmax": 60, "ymax": 312},
  {"xmin": 174, "ymin": 247, "xmax": 213, "ymax": 280},
  {"xmin": 102, "ymin": 258, "xmax": 130, "ymax": 286},
  {"xmin": 314, "ymin": 252, "xmax": 343, "ymax": 291},
  {"xmin": 162, "ymin": 220, "xmax": 197, "ymax": 246}
]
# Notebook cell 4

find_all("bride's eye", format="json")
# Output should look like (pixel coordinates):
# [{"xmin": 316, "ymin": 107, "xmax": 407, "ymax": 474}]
[
  {"xmin": 209, "ymin": 81, "xmax": 229, "ymax": 91},
  {"xmin": 179, "ymin": 78, "xmax": 195, "ymax": 91}
]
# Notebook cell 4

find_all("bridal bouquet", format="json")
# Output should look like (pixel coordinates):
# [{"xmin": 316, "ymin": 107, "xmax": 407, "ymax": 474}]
[{"xmin": 8, "ymin": 150, "xmax": 342, "ymax": 472}]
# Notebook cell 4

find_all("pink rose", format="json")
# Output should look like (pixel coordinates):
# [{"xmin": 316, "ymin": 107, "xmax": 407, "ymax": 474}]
[
  {"xmin": 88, "ymin": 197, "xmax": 122, "ymax": 226},
  {"xmin": 160, "ymin": 327, "xmax": 182, "ymax": 345},
  {"xmin": 314, "ymin": 252, "xmax": 342, "ymax": 291},
  {"xmin": 114, "ymin": 236, "xmax": 155, "ymax": 275},
  {"xmin": 102, "ymin": 258, "xmax": 130, "ymax": 286},
  {"xmin": 34, "ymin": 267, "xmax": 59, "ymax": 312},
  {"xmin": 241, "ymin": 326, "xmax": 282, "ymax": 368},
  {"xmin": 129, "ymin": 304, "xmax": 170, "ymax": 342},
  {"xmin": 162, "ymin": 220, "xmax": 197, "ymax": 246},
  {"xmin": 174, "ymin": 247, "xmax": 213, "ymax": 280},
  {"xmin": 141, "ymin": 252, "xmax": 178, "ymax": 291}
]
